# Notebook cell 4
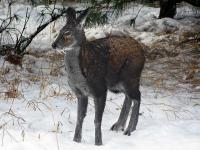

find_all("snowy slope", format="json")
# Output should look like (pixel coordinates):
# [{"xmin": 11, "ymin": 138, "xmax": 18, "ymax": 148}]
[
  {"xmin": 0, "ymin": 69, "xmax": 199, "ymax": 150},
  {"xmin": 0, "ymin": 2, "xmax": 200, "ymax": 150},
  {"xmin": 0, "ymin": 2, "xmax": 200, "ymax": 50},
  {"xmin": 0, "ymin": 70, "xmax": 199, "ymax": 150}
]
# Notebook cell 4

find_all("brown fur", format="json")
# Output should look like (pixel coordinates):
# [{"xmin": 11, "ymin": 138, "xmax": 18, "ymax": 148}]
[
  {"xmin": 108, "ymin": 36, "xmax": 144, "ymax": 74},
  {"xmin": 80, "ymin": 36, "xmax": 145, "ymax": 79},
  {"xmin": 80, "ymin": 45, "xmax": 100, "ymax": 77}
]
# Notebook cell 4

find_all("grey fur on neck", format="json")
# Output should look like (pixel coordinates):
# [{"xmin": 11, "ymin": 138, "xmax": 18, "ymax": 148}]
[{"xmin": 64, "ymin": 45, "xmax": 89, "ymax": 96}]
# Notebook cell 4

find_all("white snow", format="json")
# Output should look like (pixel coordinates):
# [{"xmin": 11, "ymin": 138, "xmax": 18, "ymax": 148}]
[
  {"xmin": 0, "ymin": 1, "xmax": 200, "ymax": 150},
  {"xmin": 1, "ymin": 2, "xmax": 200, "ymax": 50},
  {"xmin": 0, "ymin": 77, "xmax": 199, "ymax": 150}
]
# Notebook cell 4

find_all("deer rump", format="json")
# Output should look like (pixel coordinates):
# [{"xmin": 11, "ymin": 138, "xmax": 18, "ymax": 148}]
[{"xmin": 80, "ymin": 36, "xmax": 145, "ymax": 94}]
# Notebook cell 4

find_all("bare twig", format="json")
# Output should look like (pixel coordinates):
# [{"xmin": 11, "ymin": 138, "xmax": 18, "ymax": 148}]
[
  {"xmin": 130, "ymin": 6, "xmax": 144, "ymax": 26},
  {"xmin": 0, "ymin": 2, "xmax": 13, "ymax": 34},
  {"xmin": 15, "ymin": 8, "xmax": 30, "ymax": 51},
  {"xmin": 19, "ymin": 7, "xmax": 68, "ymax": 56},
  {"xmin": 175, "ymin": 32, "xmax": 200, "ymax": 49}
]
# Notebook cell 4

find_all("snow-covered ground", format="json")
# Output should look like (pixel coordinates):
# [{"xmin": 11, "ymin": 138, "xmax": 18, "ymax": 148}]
[{"xmin": 0, "ymin": 2, "xmax": 200, "ymax": 150}]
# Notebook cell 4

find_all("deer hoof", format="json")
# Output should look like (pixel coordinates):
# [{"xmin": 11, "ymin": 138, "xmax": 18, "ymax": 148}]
[
  {"xmin": 110, "ymin": 122, "xmax": 124, "ymax": 131},
  {"xmin": 73, "ymin": 137, "xmax": 81, "ymax": 143},
  {"xmin": 124, "ymin": 129, "xmax": 131, "ymax": 136}
]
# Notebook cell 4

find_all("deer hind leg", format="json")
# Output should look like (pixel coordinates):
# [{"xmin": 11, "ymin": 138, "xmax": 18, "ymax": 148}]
[
  {"xmin": 73, "ymin": 91, "xmax": 88, "ymax": 143},
  {"xmin": 111, "ymin": 95, "xmax": 132, "ymax": 131},
  {"xmin": 124, "ymin": 87, "xmax": 141, "ymax": 136}
]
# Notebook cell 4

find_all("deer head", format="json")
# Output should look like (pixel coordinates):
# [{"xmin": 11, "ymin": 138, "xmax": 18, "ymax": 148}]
[{"xmin": 52, "ymin": 7, "xmax": 89, "ymax": 50}]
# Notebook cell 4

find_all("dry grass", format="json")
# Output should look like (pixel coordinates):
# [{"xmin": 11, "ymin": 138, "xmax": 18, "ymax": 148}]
[
  {"xmin": 142, "ymin": 31, "xmax": 200, "ymax": 94},
  {"xmin": 0, "ymin": 52, "xmax": 72, "ymax": 147},
  {"xmin": 0, "ymin": 33, "xmax": 199, "ymax": 101}
]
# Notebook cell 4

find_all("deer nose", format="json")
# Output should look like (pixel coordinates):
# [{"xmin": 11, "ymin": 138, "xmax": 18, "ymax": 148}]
[{"xmin": 52, "ymin": 43, "xmax": 57, "ymax": 49}]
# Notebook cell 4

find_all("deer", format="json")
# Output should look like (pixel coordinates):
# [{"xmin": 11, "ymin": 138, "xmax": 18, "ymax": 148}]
[{"xmin": 52, "ymin": 7, "xmax": 145, "ymax": 145}]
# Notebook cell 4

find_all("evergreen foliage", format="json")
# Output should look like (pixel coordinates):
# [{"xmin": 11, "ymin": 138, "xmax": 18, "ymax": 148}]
[{"xmin": 80, "ymin": 0, "xmax": 159, "ymax": 26}]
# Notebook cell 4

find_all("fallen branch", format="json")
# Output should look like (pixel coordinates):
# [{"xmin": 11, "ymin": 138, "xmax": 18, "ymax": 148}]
[{"xmin": 175, "ymin": 32, "xmax": 200, "ymax": 49}]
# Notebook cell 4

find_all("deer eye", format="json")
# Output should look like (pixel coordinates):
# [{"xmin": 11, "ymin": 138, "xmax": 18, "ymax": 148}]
[{"xmin": 64, "ymin": 31, "xmax": 70, "ymax": 35}]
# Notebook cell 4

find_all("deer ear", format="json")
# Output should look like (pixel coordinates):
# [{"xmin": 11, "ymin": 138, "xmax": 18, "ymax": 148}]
[
  {"xmin": 66, "ymin": 7, "xmax": 76, "ymax": 24},
  {"xmin": 76, "ymin": 8, "xmax": 89, "ymax": 25}
]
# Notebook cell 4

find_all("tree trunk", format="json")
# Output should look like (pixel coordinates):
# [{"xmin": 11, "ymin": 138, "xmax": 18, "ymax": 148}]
[
  {"xmin": 159, "ymin": 0, "xmax": 177, "ymax": 19},
  {"xmin": 184, "ymin": 0, "xmax": 200, "ymax": 7},
  {"xmin": 159, "ymin": 0, "xmax": 200, "ymax": 19}
]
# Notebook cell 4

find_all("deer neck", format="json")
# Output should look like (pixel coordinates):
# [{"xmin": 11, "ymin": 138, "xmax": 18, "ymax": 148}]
[
  {"xmin": 77, "ymin": 28, "xmax": 88, "ymax": 47},
  {"xmin": 64, "ymin": 32, "xmax": 86, "ymax": 73},
  {"xmin": 64, "ymin": 34, "xmax": 89, "ymax": 96},
  {"xmin": 64, "ymin": 29, "xmax": 87, "ymax": 69}
]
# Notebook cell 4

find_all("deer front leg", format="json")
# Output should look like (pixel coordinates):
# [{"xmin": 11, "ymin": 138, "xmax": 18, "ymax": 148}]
[
  {"xmin": 94, "ymin": 94, "xmax": 106, "ymax": 145},
  {"xmin": 111, "ymin": 96, "xmax": 132, "ymax": 131},
  {"xmin": 73, "ymin": 93, "xmax": 88, "ymax": 143}
]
